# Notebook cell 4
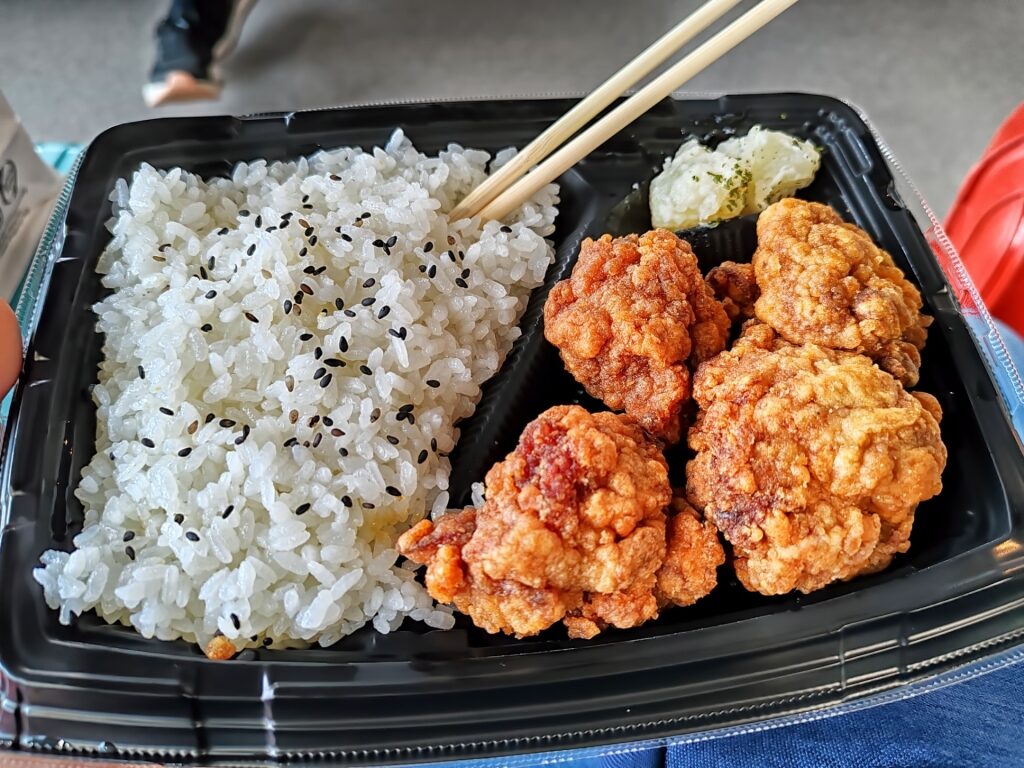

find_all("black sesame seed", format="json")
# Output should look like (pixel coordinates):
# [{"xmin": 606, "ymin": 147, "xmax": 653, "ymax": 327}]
[
  {"xmin": 461, "ymin": 268, "xmax": 471, "ymax": 279},
  {"xmin": 301, "ymin": 194, "xmax": 310, "ymax": 203},
  {"xmin": 418, "ymin": 264, "xmax": 427, "ymax": 273},
  {"xmin": 398, "ymin": 403, "xmax": 414, "ymax": 414},
  {"xmin": 398, "ymin": 327, "xmax": 407, "ymax": 340},
  {"xmin": 359, "ymin": 364, "xmax": 372, "ymax": 376},
  {"xmin": 201, "ymin": 323, "xmax": 213, "ymax": 332},
  {"xmin": 219, "ymin": 418, "xmax": 236, "ymax": 428},
  {"xmin": 244, "ymin": 312, "xmax": 259, "ymax": 323},
  {"xmin": 341, "ymin": 233, "xmax": 352, "ymax": 242},
  {"xmin": 386, "ymin": 235, "xmax": 398, "ymax": 248},
  {"xmin": 159, "ymin": 407, "xmax": 174, "ymax": 416},
  {"xmin": 246, "ymin": 244, "xmax": 256, "ymax": 257},
  {"xmin": 325, "ymin": 358, "xmax": 345, "ymax": 367},
  {"xmin": 344, "ymin": 309, "xmax": 356, "ymax": 318},
  {"xmin": 185, "ymin": 531, "xmax": 200, "ymax": 542},
  {"xmin": 223, "ymin": 505, "xmax": 234, "ymax": 519},
  {"xmin": 361, "ymin": 212, "xmax": 371, "ymax": 219},
  {"xmin": 303, "ymin": 265, "xmax": 317, "ymax": 275},
  {"xmin": 231, "ymin": 613, "xmax": 241, "ymax": 629},
  {"xmin": 299, "ymin": 246, "xmax": 308, "ymax": 257},
  {"xmin": 138, "ymin": 365, "xmax": 146, "ymax": 379},
  {"xmin": 314, "ymin": 265, "xmax": 327, "ymax": 275},
  {"xmin": 265, "ymin": 225, "xmax": 277, "ymax": 232},
  {"xmin": 334, "ymin": 298, "xmax": 345, "ymax": 311},
  {"xmin": 431, "ymin": 438, "xmax": 438, "ymax": 451},
  {"xmin": 200, "ymin": 266, "xmax": 208, "ymax": 280},
  {"xmin": 361, "ymin": 297, "xmax": 376, "ymax": 306},
  {"xmin": 312, "ymin": 433, "xmax": 322, "ymax": 448},
  {"xmin": 279, "ymin": 219, "xmax": 290, "ymax": 229},
  {"xmin": 424, "ymin": 241, "xmax": 434, "ymax": 253},
  {"xmin": 362, "ymin": 502, "xmax": 375, "ymax": 509},
  {"xmin": 341, "ymin": 495, "xmax": 353, "ymax": 507},
  {"xmin": 284, "ymin": 437, "xmax": 298, "ymax": 448},
  {"xmin": 296, "ymin": 503, "xmax": 311, "ymax": 515},
  {"xmin": 458, "ymin": 251, "xmax": 465, "ymax": 261},
  {"xmin": 300, "ymin": 283, "xmax": 314, "ymax": 295},
  {"xmin": 418, "ymin": 450, "xmax": 428, "ymax": 464},
  {"xmin": 109, "ymin": 452, "xmax": 116, "ymax": 460},
  {"xmin": 294, "ymin": 291, "xmax": 304, "ymax": 304},
  {"xmin": 339, "ymin": 336, "xmax": 349, "ymax": 352},
  {"xmin": 406, "ymin": 414, "xmax": 416, "ymax": 425},
  {"xmin": 455, "ymin": 278, "xmax": 468, "ymax": 289},
  {"xmin": 236, "ymin": 425, "xmax": 250, "ymax": 445},
  {"xmin": 339, "ymin": 447, "xmax": 349, "ymax": 457},
  {"xmin": 428, "ymin": 264, "xmax": 437, "ymax": 279},
  {"xmin": 500, "ymin": 225, "xmax": 512, "ymax": 233},
  {"xmin": 206, "ymin": 289, "xmax": 217, "ymax": 299},
  {"xmin": 447, "ymin": 250, "xmax": 456, "ymax": 262},
  {"xmin": 385, "ymin": 486, "xmax": 402, "ymax": 497},
  {"xmin": 426, "ymin": 379, "xmax": 440, "ymax": 388},
  {"xmin": 178, "ymin": 447, "xmax": 193, "ymax": 457},
  {"xmin": 141, "ymin": 438, "xmax": 155, "ymax": 448},
  {"xmin": 308, "ymin": 236, "xmax": 318, "ymax": 246},
  {"xmin": 123, "ymin": 530, "xmax": 136, "ymax": 542},
  {"xmin": 319, "ymin": 373, "xmax": 332, "ymax": 388},
  {"xmin": 323, "ymin": 416, "xmax": 334, "ymax": 426},
  {"xmin": 388, "ymin": 328, "xmax": 401, "ymax": 338},
  {"xmin": 254, "ymin": 215, "xmax": 262, "ymax": 228},
  {"xmin": 330, "ymin": 174, "xmax": 341, "ymax": 181},
  {"xmin": 379, "ymin": 305, "xmax": 392, "ymax": 320},
  {"xmin": 370, "ymin": 407, "xmax": 381, "ymax": 423},
  {"xmin": 304, "ymin": 227, "xmax": 315, "ymax": 237},
  {"xmin": 372, "ymin": 238, "xmax": 385, "ymax": 248},
  {"xmin": 386, "ymin": 435, "xmax": 400, "ymax": 445},
  {"xmin": 299, "ymin": 332, "xmax": 313, "ymax": 341},
  {"xmin": 331, "ymin": 428, "xmax": 345, "ymax": 437},
  {"xmin": 125, "ymin": 546, "xmax": 136, "ymax": 561},
  {"xmin": 303, "ymin": 204, "xmax": 313, "ymax": 210},
  {"xmin": 208, "ymin": 256, "xmax": 216, "ymax": 270},
  {"xmin": 206, "ymin": 413, "xmax": 216, "ymax": 424},
  {"xmin": 174, "ymin": 513, "xmax": 185, "ymax": 524},
  {"xmin": 313, "ymin": 367, "xmax": 326, "ymax": 380},
  {"xmin": 284, "ymin": 300, "xmax": 292, "ymax": 315},
  {"xmin": 263, "ymin": 637, "xmax": 273, "ymax": 647},
  {"xmin": 302, "ymin": 440, "xmax": 310, "ymax": 448},
  {"xmin": 395, "ymin": 412, "xmax": 407, "ymax": 423},
  {"xmin": 239, "ymin": 209, "xmax": 250, "ymax": 217},
  {"xmin": 362, "ymin": 278, "xmax": 377, "ymax": 289},
  {"xmin": 218, "ymin": 227, "xmax": 230, "ymax": 236}
]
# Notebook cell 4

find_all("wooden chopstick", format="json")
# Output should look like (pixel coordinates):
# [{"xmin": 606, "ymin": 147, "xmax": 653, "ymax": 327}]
[
  {"xmin": 476, "ymin": 0, "xmax": 800, "ymax": 223},
  {"xmin": 448, "ymin": 0, "xmax": 744, "ymax": 221}
]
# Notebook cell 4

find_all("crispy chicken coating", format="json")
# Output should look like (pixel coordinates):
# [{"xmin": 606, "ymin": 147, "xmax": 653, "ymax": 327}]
[
  {"xmin": 399, "ymin": 406, "xmax": 720, "ymax": 638},
  {"xmin": 752, "ymin": 198, "xmax": 932, "ymax": 386},
  {"xmin": 204, "ymin": 635, "xmax": 237, "ymax": 660},
  {"xmin": 706, "ymin": 261, "xmax": 759, "ymax": 323},
  {"xmin": 686, "ymin": 324, "xmax": 946, "ymax": 596},
  {"xmin": 656, "ymin": 495, "xmax": 725, "ymax": 607},
  {"xmin": 544, "ymin": 230, "xmax": 730, "ymax": 444}
]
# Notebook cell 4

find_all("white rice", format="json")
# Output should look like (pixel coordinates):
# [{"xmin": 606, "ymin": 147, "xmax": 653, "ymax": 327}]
[{"xmin": 33, "ymin": 130, "xmax": 558, "ymax": 653}]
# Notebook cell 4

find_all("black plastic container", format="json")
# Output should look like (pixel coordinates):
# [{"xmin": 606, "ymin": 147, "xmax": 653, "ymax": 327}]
[{"xmin": 2, "ymin": 94, "xmax": 1023, "ymax": 764}]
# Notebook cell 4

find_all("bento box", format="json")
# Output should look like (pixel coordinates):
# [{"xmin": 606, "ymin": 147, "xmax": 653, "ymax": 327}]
[{"xmin": 1, "ymin": 93, "xmax": 1023, "ymax": 764}]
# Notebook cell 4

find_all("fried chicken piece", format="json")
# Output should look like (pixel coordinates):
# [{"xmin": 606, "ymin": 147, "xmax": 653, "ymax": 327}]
[
  {"xmin": 706, "ymin": 261, "xmax": 759, "ymax": 323},
  {"xmin": 400, "ymin": 406, "xmax": 719, "ymax": 638},
  {"xmin": 752, "ymin": 198, "xmax": 932, "ymax": 386},
  {"xmin": 544, "ymin": 230, "xmax": 730, "ymax": 444},
  {"xmin": 656, "ymin": 495, "xmax": 725, "ymax": 607},
  {"xmin": 686, "ymin": 324, "xmax": 946, "ymax": 596},
  {"xmin": 204, "ymin": 635, "xmax": 237, "ymax": 660}
]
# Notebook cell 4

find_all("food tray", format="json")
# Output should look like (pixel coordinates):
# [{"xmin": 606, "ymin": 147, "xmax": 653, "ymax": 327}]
[{"xmin": 1, "ymin": 94, "xmax": 1023, "ymax": 764}]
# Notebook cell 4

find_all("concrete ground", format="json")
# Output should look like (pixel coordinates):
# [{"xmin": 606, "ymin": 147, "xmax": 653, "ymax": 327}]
[{"xmin": 2, "ymin": 0, "xmax": 1022, "ymax": 217}]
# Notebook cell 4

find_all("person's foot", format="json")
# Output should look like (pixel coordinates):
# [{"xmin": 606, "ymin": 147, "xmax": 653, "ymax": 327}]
[{"xmin": 143, "ymin": 70, "xmax": 221, "ymax": 107}]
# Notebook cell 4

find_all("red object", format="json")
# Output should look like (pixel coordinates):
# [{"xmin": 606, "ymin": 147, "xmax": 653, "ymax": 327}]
[{"xmin": 945, "ymin": 105, "xmax": 1024, "ymax": 338}]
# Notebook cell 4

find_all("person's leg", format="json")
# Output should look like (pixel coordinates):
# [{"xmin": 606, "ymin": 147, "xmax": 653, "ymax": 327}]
[{"xmin": 143, "ymin": 0, "xmax": 257, "ymax": 108}]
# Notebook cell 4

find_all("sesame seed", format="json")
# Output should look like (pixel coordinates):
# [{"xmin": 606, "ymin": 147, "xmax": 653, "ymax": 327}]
[
  {"xmin": 362, "ymin": 502, "xmax": 375, "ymax": 509},
  {"xmin": 289, "ymin": 409, "xmax": 299, "ymax": 424},
  {"xmin": 308, "ymin": 236, "xmax": 318, "ymax": 246},
  {"xmin": 284, "ymin": 300, "xmax": 292, "ymax": 315},
  {"xmin": 341, "ymin": 495, "xmax": 352, "ymax": 507},
  {"xmin": 325, "ymin": 358, "xmax": 345, "ymax": 367},
  {"xmin": 388, "ymin": 328, "xmax": 401, "ymax": 338},
  {"xmin": 386, "ymin": 235, "xmax": 397, "ymax": 248},
  {"xmin": 244, "ymin": 312, "xmax": 259, "ymax": 323},
  {"xmin": 222, "ymin": 505, "xmax": 234, "ymax": 519},
  {"xmin": 361, "ymin": 212, "xmax": 371, "ymax": 219},
  {"xmin": 303, "ymin": 204, "xmax": 313, "ymax": 210},
  {"xmin": 398, "ymin": 327, "xmax": 407, "ymax": 340},
  {"xmin": 279, "ymin": 219, "xmax": 290, "ymax": 229},
  {"xmin": 201, "ymin": 323, "xmax": 213, "ymax": 332},
  {"xmin": 123, "ymin": 530, "xmax": 136, "ymax": 542},
  {"xmin": 314, "ymin": 346, "xmax": 323, "ymax": 359},
  {"xmin": 424, "ymin": 241, "xmax": 434, "ymax": 253},
  {"xmin": 300, "ymin": 332, "xmax": 313, "ymax": 341},
  {"xmin": 298, "ymin": 219, "xmax": 310, "ymax": 228},
  {"xmin": 361, "ymin": 297, "xmax": 375, "ymax": 306},
  {"xmin": 296, "ymin": 503, "xmax": 311, "ymax": 515},
  {"xmin": 314, "ymin": 265, "xmax": 327, "ymax": 275},
  {"xmin": 313, "ymin": 367, "xmax": 326, "ymax": 380},
  {"xmin": 265, "ymin": 225, "xmax": 276, "ymax": 232},
  {"xmin": 294, "ymin": 291, "xmax": 304, "ymax": 304},
  {"xmin": 301, "ymin": 194, "xmax": 310, "ymax": 203},
  {"xmin": 188, "ymin": 421, "xmax": 199, "ymax": 434},
  {"xmin": 386, "ymin": 435, "xmax": 400, "ymax": 445},
  {"xmin": 385, "ymin": 486, "xmax": 402, "ymax": 497},
  {"xmin": 254, "ymin": 215, "xmax": 262, "ymax": 228},
  {"xmin": 141, "ymin": 438, "xmax": 155, "ymax": 448},
  {"xmin": 304, "ymin": 227, "xmax": 314, "ymax": 237},
  {"xmin": 500, "ymin": 225, "xmax": 512, "ymax": 233},
  {"xmin": 206, "ymin": 413, "xmax": 216, "ymax": 424},
  {"xmin": 370, "ymin": 407, "xmax": 381, "ymax": 423},
  {"xmin": 455, "ymin": 278, "xmax": 468, "ymax": 288},
  {"xmin": 284, "ymin": 437, "xmax": 298, "ymax": 448},
  {"xmin": 219, "ymin": 418, "xmax": 236, "ymax": 428},
  {"xmin": 431, "ymin": 438, "xmax": 438, "ymax": 451},
  {"xmin": 235, "ymin": 425, "xmax": 250, "ymax": 445},
  {"xmin": 447, "ymin": 251, "xmax": 456, "ymax": 262},
  {"xmin": 185, "ymin": 531, "xmax": 200, "ymax": 542},
  {"xmin": 458, "ymin": 251, "xmax": 465, "ymax": 261},
  {"xmin": 323, "ymin": 416, "xmax": 334, "ymax": 426},
  {"xmin": 159, "ymin": 407, "xmax": 174, "ymax": 416},
  {"xmin": 344, "ymin": 309, "xmax": 356, "ymax": 318},
  {"xmin": 330, "ymin": 174, "xmax": 341, "ymax": 181},
  {"xmin": 247, "ymin": 244, "xmax": 256, "ymax": 256},
  {"xmin": 362, "ymin": 278, "xmax": 376, "ymax": 289},
  {"xmin": 461, "ymin": 268, "xmax": 470, "ymax": 279},
  {"xmin": 447, "ymin": 236, "xmax": 456, "ymax": 246},
  {"xmin": 341, "ymin": 233, "xmax": 352, "ymax": 242},
  {"xmin": 339, "ymin": 336, "xmax": 349, "ymax": 352},
  {"xmin": 231, "ymin": 613, "xmax": 241, "ymax": 629},
  {"xmin": 174, "ymin": 513, "xmax": 185, "ymax": 524},
  {"xmin": 418, "ymin": 450, "xmax": 428, "ymax": 464},
  {"xmin": 152, "ymin": 254, "xmax": 166, "ymax": 262},
  {"xmin": 239, "ymin": 209, "xmax": 250, "ymax": 217},
  {"xmin": 398, "ymin": 403, "xmax": 414, "ymax": 414},
  {"xmin": 379, "ymin": 305, "xmax": 392, "ymax": 319},
  {"xmin": 218, "ymin": 227, "xmax": 230, "ymax": 235},
  {"xmin": 334, "ymin": 298, "xmax": 345, "ymax": 312},
  {"xmin": 303, "ymin": 266, "xmax": 317, "ymax": 275},
  {"xmin": 406, "ymin": 414, "xmax": 416, "ymax": 425},
  {"xmin": 125, "ymin": 546, "xmax": 136, "ymax": 561},
  {"xmin": 372, "ymin": 238, "xmax": 385, "ymax": 248},
  {"xmin": 312, "ymin": 433, "xmax": 322, "ymax": 448},
  {"xmin": 138, "ymin": 365, "xmax": 146, "ymax": 379},
  {"xmin": 418, "ymin": 265, "xmax": 427, "ymax": 273},
  {"xmin": 200, "ymin": 266, "xmax": 208, "ymax": 280},
  {"xmin": 426, "ymin": 379, "xmax": 440, "ymax": 388},
  {"xmin": 428, "ymin": 264, "xmax": 437, "ymax": 278},
  {"xmin": 300, "ymin": 283, "xmax": 313, "ymax": 295},
  {"xmin": 264, "ymin": 637, "xmax": 273, "ymax": 646},
  {"xmin": 359, "ymin": 364, "xmax": 372, "ymax": 376},
  {"xmin": 299, "ymin": 247, "xmax": 308, "ymax": 257},
  {"xmin": 319, "ymin": 373, "xmax": 332, "ymax": 388},
  {"xmin": 206, "ymin": 290, "xmax": 217, "ymax": 299},
  {"xmin": 208, "ymin": 256, "xmax": 216, "ymax": 270},
  {"xmin": 331, "ymin": 428, "xmax": 344, "ymax": 437},
  {"xmin": 178, "ymin": 447, "xmax": 192, "ymax": 457},
  {"xmin": 339, "ymin": 447, "xmax": 349, "ymax": 457}
]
